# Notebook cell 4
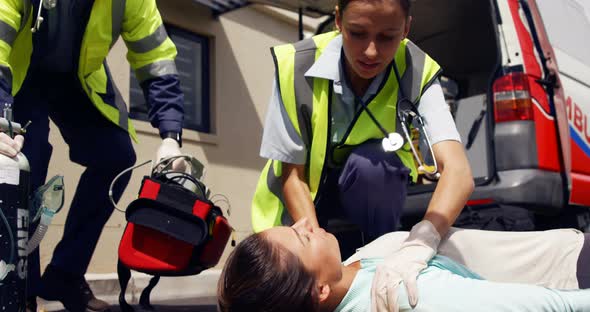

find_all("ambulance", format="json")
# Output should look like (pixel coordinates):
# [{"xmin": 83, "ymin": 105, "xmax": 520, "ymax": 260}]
[{"xmin": 401, "ymin": 0, "xmax": 590, "ymax": 230}]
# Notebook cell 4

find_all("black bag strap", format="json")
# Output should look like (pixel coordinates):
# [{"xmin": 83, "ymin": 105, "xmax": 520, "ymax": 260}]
[
  {"xmin": 139, "ymin": 276, "xmax": 161, "ymax": 310},
  {"xmin": 118, "ymin": 260, "xmax": 134, "ymax": 312},
  {"xmin": 118, "ymin": 260, "xmax": 162, "ymax": 311}
]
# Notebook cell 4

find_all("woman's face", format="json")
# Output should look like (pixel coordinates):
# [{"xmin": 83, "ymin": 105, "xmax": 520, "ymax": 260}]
[
  {"xmin": 265, "ymin": 219, "xmax": 343, "ymax": 284},
  {"xmin": 336, "ymin": 0, "xmax": 411, "ymax": 80}
]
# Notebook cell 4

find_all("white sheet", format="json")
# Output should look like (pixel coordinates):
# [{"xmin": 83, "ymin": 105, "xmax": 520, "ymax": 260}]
[{"xmin": 343, "ymin": 227, "xmax": 585, "ymax": 289}]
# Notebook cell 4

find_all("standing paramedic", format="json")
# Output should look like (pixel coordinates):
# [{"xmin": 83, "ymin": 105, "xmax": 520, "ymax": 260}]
[
  {"xmin": 0, "ymin": 0, "xmax": 185, "ymax": 310},
  {"xmin": 251, "ymin": 0, "xmax": 474, "ymax": 309}
]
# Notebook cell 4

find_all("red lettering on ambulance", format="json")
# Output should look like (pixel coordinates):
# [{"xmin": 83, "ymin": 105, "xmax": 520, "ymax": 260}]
[
  {"xmin": 574, "ymin": 104, "xmax": 584, "ymax": 133},
  {"xmin": 566, "ymin": 96, "xmax": 572, "ymax": 121}
]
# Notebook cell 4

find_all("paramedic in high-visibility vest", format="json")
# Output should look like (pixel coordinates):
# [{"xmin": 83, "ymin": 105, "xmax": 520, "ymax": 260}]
[
  {"xmin": 251, "ymin": 0, "xmax": 474, "ymax": 309},
  {"xmin": 0, "ymin": 0, "xmax": 185, "ymax": 310}
]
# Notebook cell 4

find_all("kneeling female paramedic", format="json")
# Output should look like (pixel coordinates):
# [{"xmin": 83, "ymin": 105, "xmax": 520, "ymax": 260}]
[{"xmin": 251, "ymin": 0, "xmax": 474, "ymax": 308}]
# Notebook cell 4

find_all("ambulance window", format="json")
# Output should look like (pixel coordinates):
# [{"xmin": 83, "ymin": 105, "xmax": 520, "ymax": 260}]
[
  {"xmin": 535, "ymin": 0, "xmax": 590, "ymax": 67},
  {"xmin": 129, "ymin": 25, "xmax": 211, "ymax": 133}
]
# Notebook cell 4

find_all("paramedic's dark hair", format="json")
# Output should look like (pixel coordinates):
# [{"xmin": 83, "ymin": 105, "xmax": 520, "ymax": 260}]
[
  {"xmin": 338, "ymin": 0, "xmax": 411, "ymax": 17},
  {"xmin": 217, "ymin": 232, "xmax": 319, "ymax": 312}
]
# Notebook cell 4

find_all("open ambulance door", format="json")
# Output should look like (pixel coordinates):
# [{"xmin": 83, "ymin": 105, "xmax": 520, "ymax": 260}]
[
  {"xmin": 529, "ymin": 0, "xmax": 590, "ymax": 207},
  {"xmin": 511, "ymin": 0, "xmax": 572, "ymax": 205}
]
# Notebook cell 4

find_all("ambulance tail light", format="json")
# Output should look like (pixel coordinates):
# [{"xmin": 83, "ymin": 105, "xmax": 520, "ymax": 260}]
[{"xmin": 493, "ymin": 72, "xmax": 534, "ymax": 123}]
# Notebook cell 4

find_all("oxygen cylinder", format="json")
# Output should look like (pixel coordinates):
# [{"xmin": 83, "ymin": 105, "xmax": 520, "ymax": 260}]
[
  {"xmin": 0, "ymin": 151, "xmax": 30, "ymax": 312},
  {"xmin": 0, "ymin": 103, "xmax": 31, "ymax": 312}
]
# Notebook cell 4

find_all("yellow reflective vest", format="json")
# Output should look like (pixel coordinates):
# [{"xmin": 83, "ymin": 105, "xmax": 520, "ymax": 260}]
[
  {"xmin": 251, "ymin": 31, "xmax": 441, "ymax": 232},
  {"xmin": 0, "ymin": 0, "xmax": 179, "ymax": 141}
]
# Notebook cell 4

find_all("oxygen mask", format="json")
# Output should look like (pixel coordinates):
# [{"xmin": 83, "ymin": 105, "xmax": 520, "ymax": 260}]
[
  {"xmin": 31, "ymin": 175, "xmax": 65, "ymax": 222},
  {"xmin": 27, "ymin": 175, "xmax": 65, "ymax": 255}
]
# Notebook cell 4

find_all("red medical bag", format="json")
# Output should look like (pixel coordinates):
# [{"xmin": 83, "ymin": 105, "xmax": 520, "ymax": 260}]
[{"xmin": 117, "ymin": 175, "xmax": 231, "ymax": 311}]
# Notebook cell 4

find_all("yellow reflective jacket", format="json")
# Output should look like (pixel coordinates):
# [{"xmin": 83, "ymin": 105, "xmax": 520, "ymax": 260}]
[
  {"xmin": 251, "ymin": 31, "xmax": 441, "ymax": 232},
  {"xmin": 0, "ymin": 0, "xmax": 180, "ymax": 141}
]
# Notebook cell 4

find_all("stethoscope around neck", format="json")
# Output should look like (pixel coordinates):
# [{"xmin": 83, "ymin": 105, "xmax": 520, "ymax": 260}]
[
  {"xmin": 355, "ymin": 62, "xmax": 440, "ymax": 180},
  {"xmin": 31, "ymin": 0, "xmax": 58, "ymax": 33}
]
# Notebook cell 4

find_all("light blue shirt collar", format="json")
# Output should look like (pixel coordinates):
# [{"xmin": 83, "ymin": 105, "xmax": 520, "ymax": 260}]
[{"xmin": 304, "ymin": 35, "xmax": 343, "ymax": 82}]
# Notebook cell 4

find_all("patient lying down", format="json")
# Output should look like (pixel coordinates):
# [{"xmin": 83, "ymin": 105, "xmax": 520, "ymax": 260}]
[{"xmin": 218, "ymin": 218, "xmax": 590, "ymax": 312}]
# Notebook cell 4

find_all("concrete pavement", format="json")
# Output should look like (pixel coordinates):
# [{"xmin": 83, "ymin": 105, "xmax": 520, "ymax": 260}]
[
  {"xmin": 50, "ymin": 298, "xmax": 218, "ymax": 312},
  {"xmin": 36, "ymin": 270, "xmax": 221, "ymax": 312}
]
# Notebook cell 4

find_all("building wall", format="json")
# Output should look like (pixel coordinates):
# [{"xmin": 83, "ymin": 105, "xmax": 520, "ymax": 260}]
[{"xmin": 39, "ymin": 0, "xmax": 322, "ymax": 274}]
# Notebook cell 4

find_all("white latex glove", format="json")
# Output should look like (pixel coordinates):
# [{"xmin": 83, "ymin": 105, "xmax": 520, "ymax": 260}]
[
  {"xmin": 0, "ymin": 133, "xmax": 24, "ymax": 157},
  {"xmin": 156, "ymin": 138, "xmax": 186, "ymax": 171},
  {"xmin": 371, "ymin": 220, "xmax": 441, "ymax": 312}
]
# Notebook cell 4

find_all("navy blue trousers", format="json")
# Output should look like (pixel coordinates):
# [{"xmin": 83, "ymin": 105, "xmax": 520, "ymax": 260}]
[
  {"xmin": 11, "ymin": 71, "xmax": 136, "ymax": 296},
  {"xmin": 318, "ymin": 140, "xmax": 411, "ymax": 241}
]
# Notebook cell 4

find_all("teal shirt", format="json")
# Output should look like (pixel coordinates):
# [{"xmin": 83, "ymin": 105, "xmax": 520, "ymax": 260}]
[{"xmin": 334, "ymin": 255, "xmax": 590, "ymax": 312}]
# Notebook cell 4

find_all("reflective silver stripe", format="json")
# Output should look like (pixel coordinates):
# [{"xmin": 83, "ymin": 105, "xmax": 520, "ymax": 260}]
[
  {"xmin": 112, "ymin": 82, "xmax": 129, "ymax": 130},
  {"xmin": 0, "ymin": 65, "xmax": 12, "ymax": 87},
  {"xmin": 135, "ymin": 59, "xmax": 178, "ymax": 82},
  {"xmin": 111, "ymin": 0, "xmax": 126, "ymax": 48},
  {"xmin": 126, "ymin": 24, "xmax": 168, "ymax": 53},
  {"xmin": 400, "ymin": 41, "xmax": 426, "ymax": 104},
  {"xmin": 86, "ymin": 63, "xmax": 129, "ymax": 131},
  {"xmin": 0, "ymin": 20, "xmax": 17, "ymax": 46},
  {"xmin": 292, "ymin": 38, "xmax": 317, "ymax": 148},
  {"xmin": 20, "ymin": 0, "xmax": 31, "ymax": 31},
  {"xmin": 103, "ymin": 62, "xmax": 129, "ymax": 130}
]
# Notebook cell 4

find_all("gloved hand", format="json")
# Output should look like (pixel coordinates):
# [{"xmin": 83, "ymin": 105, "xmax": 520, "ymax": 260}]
[
  {"xmin": 156, "ymin": 138, "xmax": 186, "ymax": 171},
  {"xmin": 371, "ymin": 220, "xmax": 441, "ymax": 312},
  {"xmin": 0, "ymin": 133, "xmax": 24, "ymax": 157}
]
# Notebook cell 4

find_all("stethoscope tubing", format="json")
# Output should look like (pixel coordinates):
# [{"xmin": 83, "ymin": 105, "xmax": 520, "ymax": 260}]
[{"xmin": 354, "ymin": 61, "xmax": 440, "ymax": 178}]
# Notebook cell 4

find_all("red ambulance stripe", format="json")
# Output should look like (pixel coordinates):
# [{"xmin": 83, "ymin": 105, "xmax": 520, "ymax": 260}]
[{"xmin": 570, "ymin": 172, "xmax": 590, "ymax": 207}]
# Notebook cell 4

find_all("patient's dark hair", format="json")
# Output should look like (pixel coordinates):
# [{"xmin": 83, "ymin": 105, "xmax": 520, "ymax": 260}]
[
  {"xmin": 217, "ymin": 232, "xmax": 319, "ymax": 312},
  {"xmin": 338, "ymin": 0, "xmax": 411, "ymax": 17}
]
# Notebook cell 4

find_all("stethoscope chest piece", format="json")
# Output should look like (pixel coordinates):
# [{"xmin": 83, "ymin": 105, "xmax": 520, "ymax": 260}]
[
  {"xmin": 382, "ymin": 132, "xmax": 404, "ymax": 152},
  {"xmin": 32, "ymin": 0, "xmax": 58, "ymax": 33},
  {"xmin": 43, "ymin": 0, "xmax": 57, "ymax": 9}
]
